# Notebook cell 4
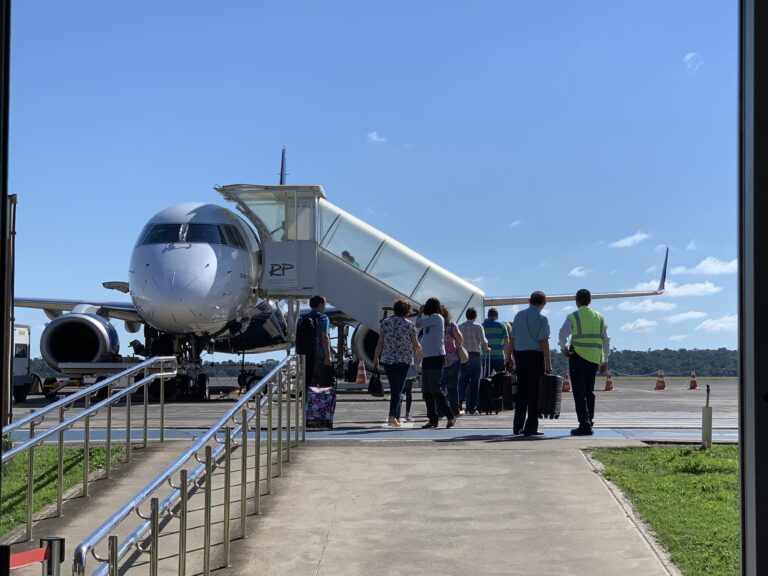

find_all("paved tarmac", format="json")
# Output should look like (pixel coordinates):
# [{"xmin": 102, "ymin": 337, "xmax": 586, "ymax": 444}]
[{"xmin": 3, "ymin": 377, "xmax": 734, "ymax": 574}]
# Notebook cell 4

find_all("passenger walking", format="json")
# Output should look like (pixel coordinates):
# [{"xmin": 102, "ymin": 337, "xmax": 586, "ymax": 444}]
[
  {"xmin": 458, "ymin": 307, "xmax": 489, "ymax": 415},
  {"xmin": 511, "ymin": 291, "xmax": 552, "ymax": 436},
  {"xmin": 374, "ymin": 300, "xmax": 423, "ymax": 427},
  {"xmin": 482, "ymin": 308, "xmax": 511, "ymax": 374},
  {"xmin": 441, "ymin": 306, "xmax": 464, "ymax": 416},
  {"xmin": 416, "ymin": 298, "xmax": 455, "ymax": 429},
  {"xmin": 558, "ymin": 289, "xmax": 610, "ymax": 436},
  {"xmin": 297, "ymin": 294, "xmax": 333, "ymax": 388}
]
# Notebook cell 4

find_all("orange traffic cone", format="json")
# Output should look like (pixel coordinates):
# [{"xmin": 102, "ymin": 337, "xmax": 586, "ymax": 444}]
[
  {"xmin": 689, "ymin": 370, "xmax": 698, "ymax": 390},
  {"xmin": 655, "ymin": 369, "xmax": 667, "ymax": 390},
  {"xmin": 562, "ymin": 370, "xmax": 571, "ymax": 392},
  {"xmin": 356, "ymin": 361, "xmax": 368, "ymax": 384},
  {"xmin": 604, "ymin": 373, "xmax": 615, "ymax": 391}
]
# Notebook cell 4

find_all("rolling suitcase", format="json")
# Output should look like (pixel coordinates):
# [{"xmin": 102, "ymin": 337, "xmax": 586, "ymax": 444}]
[
  {"xmin": 480, "ymin": 357, "xmax": 503, "ymax": 415},
  {"xmin": 306, "ymin": 386, "xmax": 337, "ymax": 429},
  {"xmin": 537, "ymin": 373, "xmax": 563, "ymax": 419},
  {"xmin": 493, "ymin": 371, "xmax": 518, "ymax": 410}
]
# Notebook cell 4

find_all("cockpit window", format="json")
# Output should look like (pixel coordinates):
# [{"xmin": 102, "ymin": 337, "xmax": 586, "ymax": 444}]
[
  {"xmin": 184, "ymin": 224, "xmax": 225, "ymax": 244},
  {"xmin": 142, "ymin": 224, "xmax": 182, "ymax": 244},
  {"xmin": 222, "ymin": 225, "xmax": 247, "ymax": 250}
]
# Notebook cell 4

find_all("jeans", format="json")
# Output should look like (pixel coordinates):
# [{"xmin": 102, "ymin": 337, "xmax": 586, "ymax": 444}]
[
  {"xmin": 460, "ymin": 353, "xmax": 482, "ymax": 413},
  {"xmin": 442, "ymin": 362, "xmax": 461, "ymax": 414},
  {"xmin": 569, "ymin": 353, "xmax": 599, "ymax": 428},
  {"xmin": 403, "ymin": 380, "xmax": 414, "ymax": 414},
  {"xmin": 382, "ymin": 362, "xmax": 409, "ymax": 419},
  {"xmin": 513, "ymin": 350, "xmax": 544, "ymax": 434}
]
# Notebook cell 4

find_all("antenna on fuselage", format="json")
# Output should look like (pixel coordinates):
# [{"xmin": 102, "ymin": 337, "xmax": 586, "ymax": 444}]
[{"xmin": 279, "ymin": 146, "xmax": 288, "ymax": 184}]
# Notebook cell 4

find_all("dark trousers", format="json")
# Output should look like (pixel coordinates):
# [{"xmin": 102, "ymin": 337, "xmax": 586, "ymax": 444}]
[
  {"xmin": 460, "ymin": 353, "xmax": 482, "ymax": 413},
  {"xmin": 422, "ymin": 356, "xmax": 454, "ymax": 424},
  {"xmin": 442, "ymin": 362, "xmax": 461, "ymax": 414},
  {"xmin": 382, "ymin": 362, "xmax": 409, "ymax": 419},
  {"xmin": 513, "ymin": 350, "xmax": 544, "ymax": 434},
  {"xmin": 304, "ymin": 354, "xmax": 317, "ymax": 388},
  {"xmin": 569, "ymin": 353, "xmax": 599, "ymax": 428},
  {"xmin": 403, "ymin": 380, "xmax": 414, "ymax": 414}
]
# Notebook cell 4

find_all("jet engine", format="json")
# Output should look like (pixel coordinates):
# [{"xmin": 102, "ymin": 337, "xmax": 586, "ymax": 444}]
[
  {"xmin": 40, "ymin": 313, "xmax": 120, "ymax": 372},
  {"xmin": 351, "ymin": 324, "xmax": 380, "ymax": 372}
]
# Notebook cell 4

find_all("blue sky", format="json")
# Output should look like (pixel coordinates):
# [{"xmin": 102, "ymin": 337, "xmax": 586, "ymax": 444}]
[{"xmin": 9, "ymin": 1, "xmax": 738, "ymax": 358}]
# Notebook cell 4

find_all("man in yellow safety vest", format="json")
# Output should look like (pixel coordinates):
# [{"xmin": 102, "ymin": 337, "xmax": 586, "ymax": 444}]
[{"xmin": 558, "ymin": 289, "xmax": 610, "ymax": 436}]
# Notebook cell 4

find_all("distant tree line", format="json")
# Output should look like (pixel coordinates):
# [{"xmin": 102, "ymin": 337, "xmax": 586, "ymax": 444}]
[
  {"xmin": 551, "ymin": 348, "xmax": 738, "ymax": 377},
  {"xmin": 30, "ymin": 349, "xmax": 738, "ymax": 379}
]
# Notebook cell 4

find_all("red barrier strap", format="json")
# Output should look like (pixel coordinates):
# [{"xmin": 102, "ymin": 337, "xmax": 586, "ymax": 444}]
[{"xmin": 9, "ymin": 547, "xmax": 48, "ymax": 570}]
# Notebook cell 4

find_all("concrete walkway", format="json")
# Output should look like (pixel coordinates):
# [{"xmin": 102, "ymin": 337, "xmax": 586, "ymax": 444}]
[{"xmin": 220, "ymin": 438, "xmax": 675, "ymax": 576}]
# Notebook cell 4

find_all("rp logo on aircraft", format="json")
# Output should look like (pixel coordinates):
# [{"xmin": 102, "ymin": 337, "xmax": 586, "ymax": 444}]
[{"xmin": 269, "ymin": 263, "xmax": 295, "ymax": 277}]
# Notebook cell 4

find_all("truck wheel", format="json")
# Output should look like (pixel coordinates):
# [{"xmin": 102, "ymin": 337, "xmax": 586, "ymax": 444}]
[
  {"xmin": 194, "ymin": 374, "xmax": 210, "ymax": 401},
  {"xmin": 13, "ymin": 385, "xmax": 28, "ymax": 403}
]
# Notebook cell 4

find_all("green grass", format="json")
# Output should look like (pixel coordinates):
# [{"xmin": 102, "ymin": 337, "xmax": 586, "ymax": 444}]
[
  {"xmin": 590, "ymin": 446, "xmax": 739, "ymax": 576},
  {"xmin": 1, "ymin": 445, "xmax": 125, "ymax": 536}
]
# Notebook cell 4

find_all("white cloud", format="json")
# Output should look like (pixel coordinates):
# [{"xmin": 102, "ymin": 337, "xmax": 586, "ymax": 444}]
[
  {"xmin": 560, "ymin": 305, "xmax": 575, "ymax": 313},
  {"xmin": 402, "ymin": 142, "xmax": 414, "ymax": 149},
  {"xmin": 465, "ymin": 276, "xmax": 485, "ymax": 286},
  {"xmin": 609, "ymin": 231, "xmax": 651, "ymax": 248},
  {"xmin": 671, "ymin": 257, "xmax": 738, "ymax": 275},
  {"xmin": 666, "ymin": 311, "xmax": 708, "ymax": 324},
  {"xmin": 618, "ymin": 299, "xmax": 677, "ymax": 313},
  {"xmin": 509, "ymin": 220, "xmax": 522, "ymax": 228},
  {"xmin": 632, "ymin": 280, "xmax": 722, "ymax": 297},
  {"xmin": 366, "ymin": 131, "xmax": 387, "ymax": 143},
  {"xmin": 696, "ymin": 315, "xmax": 737, "ymax": 333},
  {"xmin": 683, "ymin": 52, "xmax": 704, "ymax": 72},
  {"xmin": 654, "ymin": 244, "xmax": 668, "ymax": 253},
  {"xmin": 686, "ymin": 240, "xmax": 698, "ymax": 251},
  {"xmin": 567, "ymin": 266, "xmax": 592, "ymax": 278},
  {"xmin": 646, "ymin": 265, "xmax": 659, "ymax": 274},
  {"xmin": 669, "ymin": 334, "xmax": 688, "ymax": 341},
  {"xmin": 620, "ymin": 318, "xmax": 658, "ymax": 333}
]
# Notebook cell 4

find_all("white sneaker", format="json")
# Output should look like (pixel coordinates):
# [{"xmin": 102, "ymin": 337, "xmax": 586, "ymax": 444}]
[{"xmin": 404, "ymin": 414, "xmax": 413, "ymax": 422}]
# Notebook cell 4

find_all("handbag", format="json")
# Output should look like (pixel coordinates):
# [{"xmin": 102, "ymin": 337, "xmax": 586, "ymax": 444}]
[
  {"xmin": 457, "ymin": 345, "xmax": 470, "ymax": 364},
  {"xmin": 368, "ymin": 369, "xmax": 384, "ymax": 397}
]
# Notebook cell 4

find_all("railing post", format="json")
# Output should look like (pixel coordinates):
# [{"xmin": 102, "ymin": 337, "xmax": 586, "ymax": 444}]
[
  {"xmin": 203, "ymin": 445, "xmax": 212, "ymax": 576},
  {"xmin": 125, "ymin": 389, "xmax": 132, "ymax": 463},
  {"xmin": 160, "ymin": 372, "xmax": 166, "ymax": 443},
  {"xmin": 143, "ymin": 367, "xmax": 149, "ymax": 449},
  {"xmin": 294, "ymin": 357, "xmax": 300, "ymax": 447},
  {"xmin": 178, "ymin": 469, "xmax": 188, "ymax": 576},
  {"xmin": 26, "ymin": 419, "xmax": 36, "ymax": 541},
  {"xmin": 57, "ymin": 406, "xmax": 65, "ymax": 516},
  {"xmin": 287, "ymin": 366, "xmax": 292, "ymax": 462},
  {"xmin": 277, "ymin": 371, "xmax": 283, "ymax": 476},
  {"xmin": 105, "ymin": 381, "xmax": 113, "ymax": 479},
  {"xmin": 254, "ymin": 399, "xmax": 262, "ymax": 514},
  {"xmin": 266, "ymin": 382, "xmax": 273, "ymax": 493},
  {"xmin": 82, "ymin": 394, "xmax": 90, "ymax": 497},
  {"xmin": 223, "ymin": 428, "xmax": 231, "ymax": 568},
  {"xmin": 301, "ymin": 356, "xmax": 307, "ymax": 442},
  {"xmin": 149, "ymin": 497, "xmax": 159, "ymax": 576},
  {"xmin": 240, "ymin": 408, "xmax": 248, "ymax": 539},
  {"xmin": 108, "ymin": 535, "xmax": 118, "ymax": 576}
]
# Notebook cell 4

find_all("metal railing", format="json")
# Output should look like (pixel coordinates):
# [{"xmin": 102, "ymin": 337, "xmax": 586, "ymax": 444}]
[
  {"xmin": 1, "ymin": 357, "xmax": 178, "ymax": 542},
  {"xmin": 72, "ymin": 354, "xmax": 306, "ymax": 576}
]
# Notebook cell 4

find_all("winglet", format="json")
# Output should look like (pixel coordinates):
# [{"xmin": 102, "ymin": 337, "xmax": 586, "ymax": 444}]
[{"xmin": 657, "ymin": 247, "xmax": 669, "ymax": 293}]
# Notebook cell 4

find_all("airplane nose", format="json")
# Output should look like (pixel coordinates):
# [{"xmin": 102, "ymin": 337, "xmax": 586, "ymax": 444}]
[{"xmin": 130, "ymin": 245, "xmax": 229, "ymax": 334}]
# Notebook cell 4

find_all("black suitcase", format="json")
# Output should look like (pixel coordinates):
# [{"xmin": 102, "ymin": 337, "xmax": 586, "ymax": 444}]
[
  {"xmin": 480, "ymin": 358, "xmax": 503, "ymax": 415},
  {"xmin": 538, "ymin": 373, "xmax": 563, "ymax": 419},
  {"xmin": 493, "ymin": 371, "xmax": 518, "ymax": 410}
]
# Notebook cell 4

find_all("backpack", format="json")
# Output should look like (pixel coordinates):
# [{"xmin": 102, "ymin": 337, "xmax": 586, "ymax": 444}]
[{"xmin": 295, "ymin": 314, "xmax": 319, "ymax": 355}]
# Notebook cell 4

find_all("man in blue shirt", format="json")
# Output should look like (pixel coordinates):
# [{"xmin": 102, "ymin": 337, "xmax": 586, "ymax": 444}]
[
  {"xmin": 511, "ymin": 291, "xmax": 552, "ymax": 436},
  {"xmin": 482, "ymin": 308, "xmax": 510, "ymax": 374}
]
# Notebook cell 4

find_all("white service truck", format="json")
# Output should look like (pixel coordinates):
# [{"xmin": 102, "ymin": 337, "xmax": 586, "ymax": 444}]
[{"xmin": 13, "ymin": 324, "xmax": 42, "ymax": 403}]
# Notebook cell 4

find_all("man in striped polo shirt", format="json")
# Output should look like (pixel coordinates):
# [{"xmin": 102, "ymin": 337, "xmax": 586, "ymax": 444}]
[{"xmin": 482, "ymin": 308, "xmax": 510, "ymax": 374}]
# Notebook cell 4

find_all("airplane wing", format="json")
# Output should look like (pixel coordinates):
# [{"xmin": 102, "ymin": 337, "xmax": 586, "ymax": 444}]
[
  {"xmin": 484, "ymin": 248, "xmax": 669, "ymax": 308},
  {"xmin": 14, "ymin": 297, "xmax": 143, "ymax": 323}
]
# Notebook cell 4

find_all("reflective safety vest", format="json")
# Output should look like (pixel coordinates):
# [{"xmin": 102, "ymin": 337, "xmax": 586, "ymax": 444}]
[{"xmin": 568, "ymin": 307, "xmax": 606, "ymax": 365}]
